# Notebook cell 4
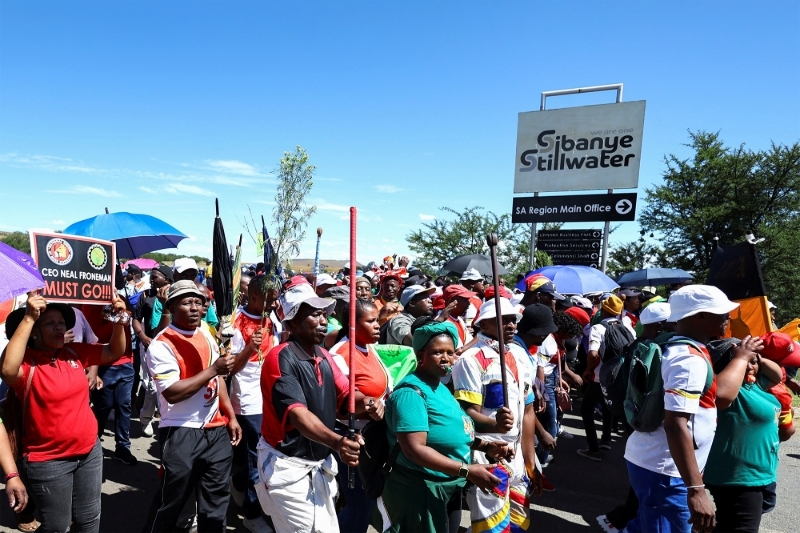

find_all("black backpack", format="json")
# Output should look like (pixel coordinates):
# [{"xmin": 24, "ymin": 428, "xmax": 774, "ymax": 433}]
[
  {"xmin": 601, "ymin": 320, "xmax": 635, "ymax": 362},
  {"xmin": 357, "ymin": 383, "xmax": 425, "ymax": 498},
  {"xmin": 600, "ymin": 340, "xmax": 638, "ymax": 418}
]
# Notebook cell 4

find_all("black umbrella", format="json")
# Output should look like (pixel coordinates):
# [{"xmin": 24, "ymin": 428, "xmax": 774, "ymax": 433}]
[
  {"xmin": 212, "ymin": 199, "xmax": 233, "ymax": 320},
  {"xmin": 437, "ymin": 253, "xmax": 507, "ymax": 277}
]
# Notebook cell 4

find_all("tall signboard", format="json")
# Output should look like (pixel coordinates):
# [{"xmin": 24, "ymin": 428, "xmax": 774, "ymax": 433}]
[
  {"xmin": 537, "ymin": 229, "xmax": 602, "ymax": 268},
  {"xmin": 514, "ymin": 100, "xmax": 645, "ymax": 193}
]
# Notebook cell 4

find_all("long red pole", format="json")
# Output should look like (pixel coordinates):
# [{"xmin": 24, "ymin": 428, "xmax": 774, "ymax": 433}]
[{"xmin": 347, "ymin": 207, "xmax": 357, "ymax": 488}]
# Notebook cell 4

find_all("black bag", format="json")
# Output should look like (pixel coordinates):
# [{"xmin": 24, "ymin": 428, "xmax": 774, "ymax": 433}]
[
  {"xmin": 601, "ymin": 320, "xmax": 635, "ymax": 362},
  {"xmin": 599, "ymin": 340, "xmax": 638, "ymax": 418},
  {"xmin": 357, "ymin": 383, "xmax": 424, "ymax": 498}
]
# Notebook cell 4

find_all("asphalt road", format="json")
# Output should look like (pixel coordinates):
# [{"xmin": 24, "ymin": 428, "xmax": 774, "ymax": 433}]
[{"xmin": 1, "ymin": 406, "xmax": 797, "ymax": 532}]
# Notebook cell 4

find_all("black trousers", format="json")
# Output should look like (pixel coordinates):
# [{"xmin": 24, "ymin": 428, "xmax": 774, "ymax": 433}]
[
  {"xmin": 580, "ymin": 381, "xmax": 612, "ymax": 452},
  {"xmin": 143, "ymin": 425, "xmax": 233, "ymax": 533},
  {"xmin": 707, "ymin": 484, "xmax": 764, "ymax": 533}
]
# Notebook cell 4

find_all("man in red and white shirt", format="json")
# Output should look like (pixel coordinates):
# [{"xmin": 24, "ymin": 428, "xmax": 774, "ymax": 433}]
[
  {"xmin": 143, "ymin": 280, "xmax": 241, "ymax": 532},
  {"xmin": 229, "ymin": 275, "xmax": 280, "ymax": 533}
]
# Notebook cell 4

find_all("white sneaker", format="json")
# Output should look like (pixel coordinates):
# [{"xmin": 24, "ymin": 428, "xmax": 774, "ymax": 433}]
[
  {"xmin": 242, "ymin": 516, "xmax": 273, "ymax": 533},
  {"xmin": 230, "ymin": 477, "xmax": 245, "ymax": 508},
  {"xmin": 597, "ymin": 514, "xmax": 621, "ymax": 533},
  {"xmin": 141, "ymin": 421, "xmax": 154, "ymax": 438}
]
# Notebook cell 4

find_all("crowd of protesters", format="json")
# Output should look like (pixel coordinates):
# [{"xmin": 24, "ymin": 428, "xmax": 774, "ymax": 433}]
[{"xmin": 0, "ymin": 252, "xmax": 798, "ymax": 533}]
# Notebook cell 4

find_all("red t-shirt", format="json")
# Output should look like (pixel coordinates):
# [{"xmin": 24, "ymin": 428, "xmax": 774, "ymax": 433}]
[
  {"xmin": 81, "ymin": 304, "xmax": 133, "ymax": 366},
  {"xmin": 329, "ymin": 339, "xmax": 389, "ymax": 399},
  {"xmin": 13, "ymin": 344, "xmax": 103, "ymax": 461}
]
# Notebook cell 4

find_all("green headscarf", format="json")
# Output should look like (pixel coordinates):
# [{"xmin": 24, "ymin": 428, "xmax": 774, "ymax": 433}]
[{"xmin": 412, "ymin": 321, "xmax": 459, "ymax": 355}]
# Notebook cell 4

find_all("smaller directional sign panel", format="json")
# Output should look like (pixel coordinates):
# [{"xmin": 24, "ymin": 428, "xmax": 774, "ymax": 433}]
[{"xmin": 537, "ymin": 229, "xmax": 603, "ymax": 267}]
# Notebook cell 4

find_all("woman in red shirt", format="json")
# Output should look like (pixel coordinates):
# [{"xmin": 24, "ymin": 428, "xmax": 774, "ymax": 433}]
[
  {"xmin": 329, "ymin": 298, "xmax": 388, "ymax": 533},
  {"xmin": 0, "ymin": 293, "xmax": 127, "ymax": 533}
]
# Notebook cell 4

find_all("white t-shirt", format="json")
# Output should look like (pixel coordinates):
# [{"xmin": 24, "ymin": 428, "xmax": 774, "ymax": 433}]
[
  {"xmin": 147, "ymin": 325, "xmax": 224, "ymax": 428},
  {"xmin": 588, "ymin": 317, "xmax": 624, "ymax": 381},
  {"xmin": 536, "ymin": 334, "xmax": 559, "ymax": 377},
  {"xmin": 230, "ymin": 309, "xmax": 276, "ymax": 416},
  {"xmin": 624, "ymin": 340, "xmax": 717, "ymax": 477}
]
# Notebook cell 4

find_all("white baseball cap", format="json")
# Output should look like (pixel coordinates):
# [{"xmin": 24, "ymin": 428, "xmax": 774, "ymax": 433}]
[
  {"xmin": 173, "ymin": 257, "xmax": 199, "ymax": 274},
  {"xmin": 400, "ymin": 285, "xmax": 435, "ymax": 307},
  {"xmin": 316, "ymin": 273, "xmax": 337, "ymax": 287},
  {"xmin": 460, "ymin": 268, "xmax": 483, "ymax": 282},
  {"xmin": 640, "ymin": 302, "xmax": 671, "ymax": 325},
  {"xmin": 280, "ymin": 283, "xmax": 335, "ymax": 323},
  {"xmin": 667, "ymin": 285, "xmax": 739, "ymax": 322},
  {"xmin": 474, "ymin": 297, "xmax": 522, "ymax": 325}
]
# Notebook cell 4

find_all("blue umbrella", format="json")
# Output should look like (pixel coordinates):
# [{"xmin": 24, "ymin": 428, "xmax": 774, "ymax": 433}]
[
  {"xmin": 516, "ymin": 265, "xmax": 618, "ymax": 295},
  {"xmin": 63, "ymin": 210, "xmax": 187, "ymax": 258},
  {"xmin": 616, "ymin": 268, "xmax": 694, "ymax": 288}
]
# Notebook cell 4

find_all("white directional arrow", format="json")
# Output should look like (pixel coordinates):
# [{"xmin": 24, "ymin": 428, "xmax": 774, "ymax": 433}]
[{"xmin": 615, "ymin": 199, "xmax": 633, "ymax": 215}]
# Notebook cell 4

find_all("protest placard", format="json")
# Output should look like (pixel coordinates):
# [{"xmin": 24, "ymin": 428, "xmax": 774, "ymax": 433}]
[{"xmin": 29, "ymin": 231, "xmax": 117, "ymax": 304}]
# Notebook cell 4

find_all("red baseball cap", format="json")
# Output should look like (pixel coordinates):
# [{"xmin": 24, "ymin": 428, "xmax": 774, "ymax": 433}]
[
  {"xmin": 432, "ymin": 293, "xmax": 446, "ymax": 311},
  {"xmin": 443, "ymin": 284, "xmax": 476, "ymax": 301},
  {"xmin": 565, "ymin": 306, "xmax": 591, "ymax": 328},
  {"xmin": 484, "ymin": 285, "xmax": 512, "ymax": 300},
  {"xmin": 760, "ymin": 332, "xmax": 800, "ymax": 367}
]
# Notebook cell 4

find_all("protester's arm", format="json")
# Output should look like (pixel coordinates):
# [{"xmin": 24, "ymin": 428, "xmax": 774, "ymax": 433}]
[
  {"xmin": 0, "ymin": 293, "xmax": 45, "ymax": 385},
  {"xmin": 535, "ymin": 415, "xmax": 556, "ymax": 450},
  {"xmin": 398, "ymin": 431, "xmax": 500, "ymax": 491},
  {"xmin": 231, "ymin": 329, "xmax": 259, "ymax": 375},
  {"xmin": 162, "ymin": 354, "xmax": 234, "ymax": 404},
  {"xmin": 217, "ymin": 380, "xmax": 242, "ymax": 446},
  {"xmin": 132, "ymin": 318, "xmax": 151, "ymax": 348},
  {"xmin": 287, "ymin": 407, "xmax": 363, "ymax": 466},
  {"xmin": 0, "ymin": 422, "xmax": 26, "ymax": 512},
  {"xmin": 779, "ymin": 424, "xmax": 796, "ymax": 441},
  {"xmin": 583, "ymin": 350, "xmax": 600, "ymax": 382},
  {"xmin": 715, "ymin": 336, "xmax": 762, "ymax": 410},
  {"xmin": 460, "ymin": 403, "xmax": 514, "ymax": 434},
  {"xmin": 758, "ymin": 357, "xmax": 783, "ymax": 386},
  {"xmin": 151, "ymin": 286, "xmax": 170, "ymax": 336},
  {"xmin": 664, "ymin": 411, "xmax": 715, "ymax": 532},
  {"xmin": 522, "ymin": 403, "xmax": 544, "ymax": 496}
]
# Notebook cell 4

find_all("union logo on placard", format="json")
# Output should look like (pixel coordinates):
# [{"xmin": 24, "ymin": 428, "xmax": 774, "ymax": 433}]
[
  {"xmin": 46, "ymin": 238, "xmax": 74, "ymax": 266},
  {"xmin": 87, "ymin": 244, "xmax": 108, "ymax": 270}
]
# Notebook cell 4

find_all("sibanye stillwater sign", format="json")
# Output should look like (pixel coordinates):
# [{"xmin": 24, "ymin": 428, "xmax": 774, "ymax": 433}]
[
  {"xmin": 29, "ymin": 231, "xmax": 117, "ymax": 304},
  {"xmin": 514, "ymin": 101, "xmax": 646, "ymax": 193},
  {"xmin": 512, "ymin": 192, "xmax": 637, "ymax": 223}
]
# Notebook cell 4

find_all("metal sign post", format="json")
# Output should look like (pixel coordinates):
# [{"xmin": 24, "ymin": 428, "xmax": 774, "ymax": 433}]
[{"xmin": 526, "ymin": 83, "xmax": 630, "ymax": 272}]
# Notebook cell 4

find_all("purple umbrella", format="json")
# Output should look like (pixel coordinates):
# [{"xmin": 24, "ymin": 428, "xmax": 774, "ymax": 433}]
[{"xmin": 0, "ymin": 241, "xmax": 45, "ymax": 302}]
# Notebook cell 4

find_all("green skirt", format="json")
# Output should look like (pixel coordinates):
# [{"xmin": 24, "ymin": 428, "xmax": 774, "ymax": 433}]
[{"xmin": 372, "ymin": 464, "xmax": 465, "ymax": 533}]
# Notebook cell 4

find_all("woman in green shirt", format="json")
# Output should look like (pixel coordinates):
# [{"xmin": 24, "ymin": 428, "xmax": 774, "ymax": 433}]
[
  {"xmin": 374, "ymin": 319, "xmax": 510, "ymax": 533},
  {"xmin": 705, "ymin": 337, "xmax": 790, "ymax": 533}
]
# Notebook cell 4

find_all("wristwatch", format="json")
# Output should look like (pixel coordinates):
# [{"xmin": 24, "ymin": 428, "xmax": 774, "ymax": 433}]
[{"xmin": 457, "ymin": 462, "xmax": 470, "ymax": 479}]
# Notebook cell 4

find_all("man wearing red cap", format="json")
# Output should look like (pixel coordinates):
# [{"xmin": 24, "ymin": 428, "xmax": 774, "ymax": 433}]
[{"xmin": 439, "ymin": 284, "xmax": 476, "ymax": 348}]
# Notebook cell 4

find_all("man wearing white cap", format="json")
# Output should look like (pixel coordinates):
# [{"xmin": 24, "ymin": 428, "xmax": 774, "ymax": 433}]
[
  {"xmin": 459, "ymin": 268, "xmax": 485, "ymax": 323},
  {"xmin": 452, "ymin": 298, "xmax": 539, "ymax": 532},
  {"xmin": 255, "ymin": 282, "xmax": 367, "ymax": 533},
  {"xmin": 315, "ymin": 273, "xmax": 337, "ymax": 296},
  {"xmin": 624, "ymin": 285, "xmax": 747, "ymax": 533}
]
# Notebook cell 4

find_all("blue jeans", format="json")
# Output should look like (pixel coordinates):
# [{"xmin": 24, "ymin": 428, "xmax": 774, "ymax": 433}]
[
  {"xmin": 92, "ymin": 363, "xmax": 134, "ymax": 451},
  {"xmin": 626, "ymin": 460, "xmax": 692, "ymax": 533},
  {"xmin": 234, "ymin": 414, "xmax": 263, "ymax": 520},
  {"xmin": 24, "ymin": 439, "xmax": 103, "ymax": 533},
  {"xmin": 536, "ymin": 371, "xmax": 558, "ymax": 464}
]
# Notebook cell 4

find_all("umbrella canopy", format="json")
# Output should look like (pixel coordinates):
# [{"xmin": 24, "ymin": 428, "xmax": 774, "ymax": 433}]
[
  {"xmin": 124, "ymin": 258, "xmax": 159, "ymax": 270},
  {"xmin": 0, "ymin": 241, "xmax": 46, "ymax": 303},
  {"xmin": 64, "ymin": 211, "xmax": 187, "ymax": 258},
  {"xmin": 438, "ymin": 253, "xmax": 507, "ymax": 277},
  {"xmin": 517, "ymin": 265, "xmax": 618, "ymax": 295},
  {"xmin": 212, "ymin": 199, "xmax": 234, "ymax": 319},
  {"xmin": 616, "ymin": 268, "xmax": 694, "ymax": 288}
]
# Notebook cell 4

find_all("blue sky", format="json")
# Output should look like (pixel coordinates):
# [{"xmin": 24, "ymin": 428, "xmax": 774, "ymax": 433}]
[{"xmin": 2, "ymin": 1, "xmax": 798, "ymax": 266}]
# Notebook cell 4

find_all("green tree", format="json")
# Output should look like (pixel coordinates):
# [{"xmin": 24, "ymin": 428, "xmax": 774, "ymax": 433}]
[
  {"xmin": 640, "ymin": 131, "xmax": 800, "ymax": 321},
  {"xmin": 270, "ymin": 146, "xmax": 317, "ymax": 273},
  {"xmin": 605, "ymin": 239, "xmax": 669, "ymax": 281},
  {"xmin": 0, "ymin": 232, "xmax": 31, "ymax": 254},
  {"xmin": 406, "ymin": 207, "xmax": 557, "ymax": 277}
]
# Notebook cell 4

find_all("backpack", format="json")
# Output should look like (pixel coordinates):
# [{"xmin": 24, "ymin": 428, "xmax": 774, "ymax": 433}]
[
  {"xmin": 601, "ymin": 320, "xmax": 636, "ymax": 362},
  {"xmin": 624, "ymin": 333, "xmax": 714, "ymax": 432},
  {"xmin": 357, "ymin": 383, "xmax": 425, "ymax": 499},
  {"xmin": 599, "ymin": 340, "xmax": 637, "ymax": 418}
]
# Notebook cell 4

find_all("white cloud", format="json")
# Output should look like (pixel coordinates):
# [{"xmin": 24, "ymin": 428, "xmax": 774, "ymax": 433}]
[
  {"xmin": 311, "ymin": 199, "xmax": 350, "ymax": 212},
  {"xmin": 0, "ymin": 153, "xmax": 104, "ymax": 174},
  {"xmin": 164, "ymin": 183, "xmax": 215, "ymax": 197},
  {"xmin": 45, "ymin": 185, "xmax": 122, "ymax": 197},
  {"xmin": 419, "ymin": 214, "xmax": 436, "ymax": 221},
  {"xmin": 375, "ymin": 185, "xmax": 403, "ymax": 194},
  {"xmin": 205, "ymin": 159, "xmax": 260, "ymax": 176},
  {"xmin": 51, "ymin": 219, "xmax": 65, "ymax": 225}
]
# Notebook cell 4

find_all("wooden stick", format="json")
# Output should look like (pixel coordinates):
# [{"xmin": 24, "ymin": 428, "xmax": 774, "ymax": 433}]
[{"xmin": 486, "ymin": 233, "xmax": 509, "ymax": 408}]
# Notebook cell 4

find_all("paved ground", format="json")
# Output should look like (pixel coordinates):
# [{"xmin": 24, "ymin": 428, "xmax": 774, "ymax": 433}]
[{"xmin": 1, "ymin": 405, "xmax": 797, "ymax": 532}]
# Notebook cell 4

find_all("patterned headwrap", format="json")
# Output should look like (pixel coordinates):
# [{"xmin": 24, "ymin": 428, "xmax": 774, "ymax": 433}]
[{"xmin": 412, "ymin": 321, "xmax": 460, "ymax": 355}]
